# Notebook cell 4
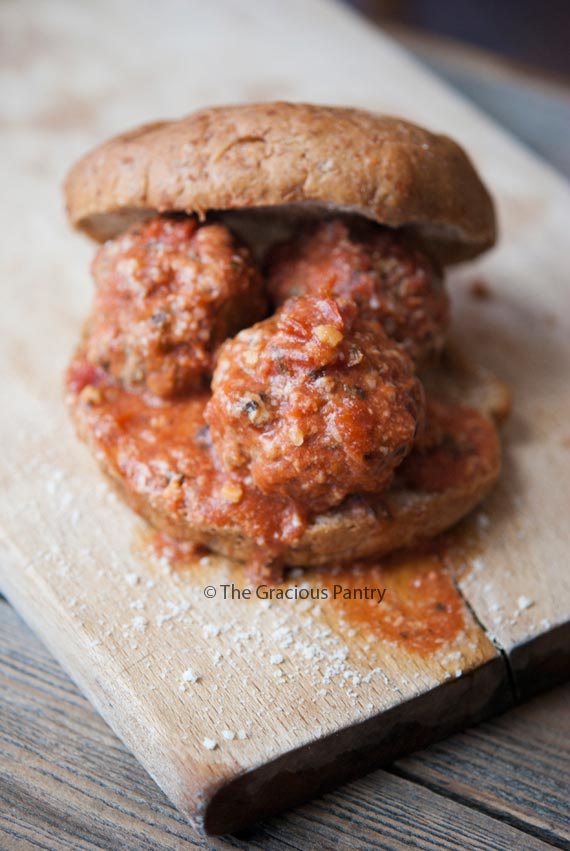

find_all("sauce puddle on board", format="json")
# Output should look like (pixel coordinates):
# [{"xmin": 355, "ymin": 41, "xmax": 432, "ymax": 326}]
[
  {"xmin": 315, "ymin": 550, "xmax": 466, "ymax": 656},
  {"xmin": 133, "ymin": 514, "xmax": 487, "ymax": 657},
  {"xmin": 311, "ymin": 513, "xmax": 489, "ymax": 655}
]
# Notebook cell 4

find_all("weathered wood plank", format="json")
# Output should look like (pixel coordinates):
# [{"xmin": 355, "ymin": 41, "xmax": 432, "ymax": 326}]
[
  {"xmin": 229, "ymin": 775, "xmax": 560, "ymax": 851},
  {"xmin": 443, "ymin": 276, "xmax": 570, "ymax": 697},
  {"xmin": 0, "ymin": 520, "xmax": 507, "ymax": 833},
  {"xmin": 0, "ymin": 602, "xmax": 556, "ymax": 851},
  {"xmin": 394, "ymin": 683, "xmax": 570, "ymax": 847}
]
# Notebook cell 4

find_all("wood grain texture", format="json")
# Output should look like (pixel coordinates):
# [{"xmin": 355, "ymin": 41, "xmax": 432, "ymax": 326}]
[
  {"xmin": 1, "ymin": 601, "xmax": 560, "ymax": 851},
  {"xmin": 394, "ymin": 686, "xmax": 570, "ymax": 847},
  {"xmin": 0, "ymin": 503, "xmax": 507, "ymax": 833},
  {"xmin": 445, "ymin": 274, "xmax": 570, "ymax": 697},
  {"xmin": 1, "ymin": 0, "xmax": 570, "ymax": 835}
]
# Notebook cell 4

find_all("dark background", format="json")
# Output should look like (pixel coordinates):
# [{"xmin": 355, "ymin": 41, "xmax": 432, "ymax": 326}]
[
  {"xmin": 344, "ymin": 0, "xmax": 570, "ymax": 176},
  {"xmin": 348, "ymin": 0, "xmax": 570, "ymax": 79}
]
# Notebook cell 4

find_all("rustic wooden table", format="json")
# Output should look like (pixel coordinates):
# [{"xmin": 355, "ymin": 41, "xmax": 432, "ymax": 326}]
[
  {"xmin": 1, "ymin": 1, "xmax": 569, "ymax": 849},
  {"xmin": 2, "ymin": 597, "xmax": 568, "ymax": 850}
]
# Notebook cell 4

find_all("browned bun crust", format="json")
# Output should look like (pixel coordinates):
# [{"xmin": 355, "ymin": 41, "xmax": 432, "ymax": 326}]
[
  {"xmin": 68, "ymin": 347, "xmax": 508, "ymax": 568},
  {"xmin": 64, "ymin": 102, "xmax": 496, "ymax": 265}
]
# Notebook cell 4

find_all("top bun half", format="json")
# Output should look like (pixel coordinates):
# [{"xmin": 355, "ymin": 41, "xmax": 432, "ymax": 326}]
[{"xmin": 64, "ymin": 102, "xmax": 496, "ymax": 264}]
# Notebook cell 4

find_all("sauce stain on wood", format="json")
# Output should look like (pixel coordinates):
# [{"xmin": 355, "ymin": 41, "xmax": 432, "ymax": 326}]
[
  {"xmin": 319, "ymin": 554, "xmax": 466, "ymax": 655},
  {"xmin": 135, "ymin": 524, "xmax": 494, "ymax": 657}
]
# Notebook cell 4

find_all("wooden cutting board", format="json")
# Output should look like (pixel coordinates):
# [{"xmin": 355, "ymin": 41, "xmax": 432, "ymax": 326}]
[{"xmin": 1, "ymin": 0, "xmax": 569, "ymax": 835}]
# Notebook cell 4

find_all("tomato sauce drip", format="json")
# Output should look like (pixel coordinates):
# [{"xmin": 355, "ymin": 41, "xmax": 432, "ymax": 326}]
[
  {"xmin": 139, "ymin": 530, "xmax": 209, "ymax": 565},
  {"xmin": 66, "ymin": 355, "xmax": 308, "ymax": 572},
  {"xmin": 320, "ymin": 550, "xmax": 466, "ymax": 655}
]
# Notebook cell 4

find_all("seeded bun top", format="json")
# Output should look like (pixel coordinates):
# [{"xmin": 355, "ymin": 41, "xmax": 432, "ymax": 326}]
[{"xmin": 64, "ymin": 101, "xmax": 496, "ymax": 264}]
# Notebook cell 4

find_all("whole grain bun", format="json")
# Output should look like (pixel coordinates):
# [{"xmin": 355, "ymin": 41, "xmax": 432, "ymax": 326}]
[
  {"xmin": 68, "ymin": 345, "xmax": 509, "ymax": 569},
  {"xmin": 64, "ymin": 102, "xmax": 496, "ymax": 264}
]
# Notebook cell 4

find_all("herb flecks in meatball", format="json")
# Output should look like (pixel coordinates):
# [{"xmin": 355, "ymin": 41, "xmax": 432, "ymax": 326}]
[
  {"xmin": 85, "ymin": 216, "xmax": 267, "ymax": 397},
  {"xmin": 205, "ymin": 296, "xmax": 424, "ymax": 512},
  {"xmin": 266, "ymin": 218, "xmax": 449, "ymax": 365}
]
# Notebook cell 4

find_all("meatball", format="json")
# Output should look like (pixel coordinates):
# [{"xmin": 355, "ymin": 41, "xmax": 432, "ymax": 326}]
[
  {"xmin": 85, "ymin": 216, "xmax": 267, "ymax": 397},
  {"xmin": 205, "ymin": 296, "xmax": 424, "ymax": 512},
  {"xmin": 266, "ymin": 219, "xmax": 449, "ymax": 365}
]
